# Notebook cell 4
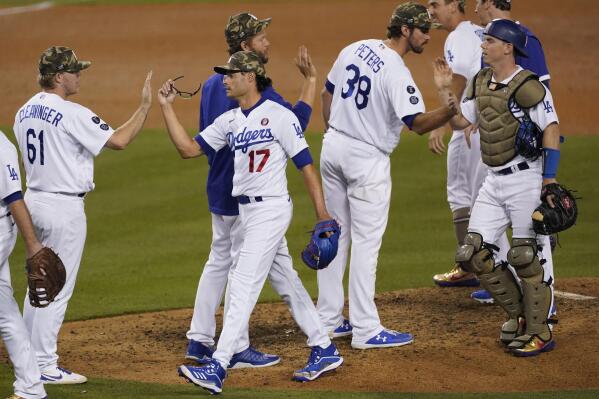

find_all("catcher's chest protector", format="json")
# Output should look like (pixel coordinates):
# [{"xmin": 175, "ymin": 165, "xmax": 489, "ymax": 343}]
[{"xmin": 473, "ymin": 68, "xmax": 544, "ymax": 167}]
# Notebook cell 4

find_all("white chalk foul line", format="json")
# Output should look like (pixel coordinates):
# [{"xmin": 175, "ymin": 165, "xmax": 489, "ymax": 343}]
[
  {"xmin": 554, "ymin": 290, "xmax": 597, "ymax": 301},
  {"xmin": 0, "ymin": 1, "xmax": 54, "ymax": 17}
]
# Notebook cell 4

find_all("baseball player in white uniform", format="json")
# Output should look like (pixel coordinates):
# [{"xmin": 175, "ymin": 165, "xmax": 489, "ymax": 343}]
[
  {"xmin": 159, "ymin": 51, "xmax": 343, "ymax": 395},
  {"xmin": 435, "ymin": 18, "xmax": 561, "ymax": 356},
  {"xmin": 0, "ymin": 130, "xmax": 47, "ymax": 399},
  {"xmin": 12, "ymin": 46, "xmax": 152, "ymax": 384},
  {"xmin": 317, "ymin": 2, "xmax": 460, "ymax": 348},
  {"xmin": 428, "ymin": 0, "xmax": 499, "ymax": 287}
]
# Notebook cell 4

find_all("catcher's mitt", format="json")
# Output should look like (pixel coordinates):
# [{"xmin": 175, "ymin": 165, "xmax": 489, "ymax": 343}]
[
  {"xmin": 532, "ymin": 183, "xmax": 578, "ymax": 235},
  {"xmin": 301, "ymin": 219, "xmax": 341, "ymax": 270},
  {"xmin": 26, "ymin": 247, "xmax": 66, "ymax": 308}
]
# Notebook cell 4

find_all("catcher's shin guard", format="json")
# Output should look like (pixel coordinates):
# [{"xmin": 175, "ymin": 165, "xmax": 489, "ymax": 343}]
[
  {"xmin": 507, "ymin": 238, "xmax": 553, "ymax": 354},
  {"xmin": 456, "ymin": 233, "xmax": 524, "ymax": 343}
]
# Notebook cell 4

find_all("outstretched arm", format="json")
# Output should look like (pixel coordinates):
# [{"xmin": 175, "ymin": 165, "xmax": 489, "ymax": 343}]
[
  {"xmin": 158, "ymin": 79, "xmax": 203, "ymax": 159},
  {"xmin": 295, "ymin": 45, "xmax": 318, "ymax": 108},
  {"xmin": 8, "ymin": 199, "xmax": 42, "ymax": 258},
  {"xmin": 300, "ymin": 163, "xmax": 331, "ymax": 221},
  {"xmin": 106, "ymin": 71, "xmax": 153, "ymax": 150}
]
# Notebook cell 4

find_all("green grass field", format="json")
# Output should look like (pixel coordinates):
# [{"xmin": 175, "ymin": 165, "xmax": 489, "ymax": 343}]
[{"xmin": 0, "ymin": 128, "xmax": 597, "ymax": 397}]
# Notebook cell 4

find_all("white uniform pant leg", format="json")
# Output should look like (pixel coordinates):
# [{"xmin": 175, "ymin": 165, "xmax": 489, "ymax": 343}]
[
  {"xmin": 347, "ymin": 152, "xmax": 391, "ymax": 343},
  {"xmin": 0, "ymin": 221, "xmax": 46, "ymax": 399},
  {"xmin": 22, "ymin": 191, "xmax": 86, "ymax": 372},
  {"xmin": 471, "ymin": 156, "xmax": 510, "ymax": 265},
  {"xmin": 187, "ymin": 214, "xmax": 238, "ymax": 346},
  {"xmin": 468, "ymin": 174, "xmax": 511, "ymax": 248},
  {"xmin": 268, "ymin": 237, "xmax": 330, "ymax": 348},
  {"xmin": 212, "ymin": 198, "xmax": 291, "ymax": 367},
  {"xmin": 316, "ymin": 134, "xmax": 351, "ymax": 331},
  {"xmin": 447, "ymin": 131, "xmax": 476, "ymax": 212},
  {"xmin": 221, "ymin": 215, "xmax": 251, "ymax": 353}
]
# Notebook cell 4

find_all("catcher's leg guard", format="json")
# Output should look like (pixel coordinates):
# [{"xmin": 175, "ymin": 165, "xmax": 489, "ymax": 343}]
[
  {"xmin": 456, "ymin": 233, "xmax": 523, "ymax": 343},
  {"xmin": 507, "ymin": 238, "xmax": 554, "ymax": 356}
]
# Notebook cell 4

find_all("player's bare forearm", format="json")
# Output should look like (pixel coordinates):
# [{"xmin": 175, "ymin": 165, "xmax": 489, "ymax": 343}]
[
  {"xmin": 299, "ymin": 77, "xmax": 317, "ymax": 108},
  {"xmin": 106, "ymin": 105, "xmax": 150, "ymax": 150},
  {"xmin": 300, "ymin": 163, "xmax": 331, "ymax": 221},
  {"xmin": 411, "ymin": 104, "xmax": 457, "ymax": 135},
  {"xmin": 8, "ymin": 199, "xmax": 42, "ymax": 258},
  {"xmin": 321, "ymin": 88, "xmax": 333, "ymax": 131},
  {"xmin": 452, "ymin": 74, "xmax": 467, "ymax": 101},
  {"xmin": 106, "ymin": 72, "xmax": 153, "ymax": 150},
  {"xmin": 160, "ymin": 103, "xmax": 203, "ymax": 159},
  {"xmin": 296, "ymin": 46, "xmax": 318, "ymax": 108}
]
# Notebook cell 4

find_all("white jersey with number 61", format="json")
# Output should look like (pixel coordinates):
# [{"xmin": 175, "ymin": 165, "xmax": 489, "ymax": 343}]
[
  {"xmin": 326, "ymin": 39, "xmax": 425, "ymax": 154},
  {"xmin": 13, "ymin": 92, "xmax": 114, "ymax": 194}
]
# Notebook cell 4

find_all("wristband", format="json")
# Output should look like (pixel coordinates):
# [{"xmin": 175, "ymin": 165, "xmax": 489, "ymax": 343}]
[{"xmin": 542, "ymin": 148, "xmax": 560, "ymax": 178}]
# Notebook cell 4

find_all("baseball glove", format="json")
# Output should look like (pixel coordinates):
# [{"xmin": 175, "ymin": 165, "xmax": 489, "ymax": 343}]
[
  {"xmin": 301, "ymin": 219, "xmax": 341, "ymax": 270},
  {"xmin": 532, "ymin": 183, "xmax": 578, "ymax": 235},
  {"xmin": 26, "ymin": 247, "xmax": 66, "ymax": 308}
]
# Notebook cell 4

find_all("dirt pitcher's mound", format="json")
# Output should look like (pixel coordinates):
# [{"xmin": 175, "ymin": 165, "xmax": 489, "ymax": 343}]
[{"xmin": 20, "ymin": 277, "xmax": 595, "ymax": 393}]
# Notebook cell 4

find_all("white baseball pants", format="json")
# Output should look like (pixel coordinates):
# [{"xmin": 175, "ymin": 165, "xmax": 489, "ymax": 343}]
[
  {"xmin": 317, "ymin": 131, "xmax": 390, "ymax": 344},
  {"xmin": 23, "ymin": 190, "xmax": 87, "ymax": 372},
  {"xmin": 469, "ymin": 160, "xmax": 554, "ymax": 288},
  {"xmin": 0, "ymin": 215, "xmax": 47, "ymax": 399},
  {"xmin": 212, "ymin": 197, "xmax": 330, "ymax": 367}
]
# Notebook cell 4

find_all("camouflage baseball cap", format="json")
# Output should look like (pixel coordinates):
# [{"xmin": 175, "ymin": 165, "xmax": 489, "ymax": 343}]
[
  {"xmin": 38, "ymin": 46, "xmax": 90, "ymax": 74},
  {"xmin": 214, "ymin": 51, "xmax": 266, "ymax": 77},
  {"xmin": 390, "ymin": 1, "xmax": 440, "ymax": 31},
  {"xmin": 225, "ymin": 12, "xmax": 271, "ymax": 51}
]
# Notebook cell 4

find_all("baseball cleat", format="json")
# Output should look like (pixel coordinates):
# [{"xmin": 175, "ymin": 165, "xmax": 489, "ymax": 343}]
[
  {"xmin": 471, "ymin": 289, "xmax": 495, "ymax": 304},
  {"xmin": 41, "ymin": 366, "xmax": 87, "ymax": 384},
  {"xmin": 330, "ymin": 319, "xmax": 353, "ymax": 338},
  {"xmin": 509, "ymin": 335, "xmax": 556, "ymax": 357},
  {"xmin": 229, "ymin": 346, "xmax": 280, "ymax": 369},
  {"xmin": 351, "ymin": 329, "xmax": 413, "ymax": 349},
  {"xmin": 185, "ymin": 339, "xmax": 215, "ymax": 364},
  {"xmin": 292, "ymin": 343, "xmax": 343, "ymax": 382},
  {"xmin": 433, "ymin": 265, "xmax": 479, "ymax": 287},
  {"xmin": 178, "ymin": 360, "xmax": 226, "ymax": 395}
]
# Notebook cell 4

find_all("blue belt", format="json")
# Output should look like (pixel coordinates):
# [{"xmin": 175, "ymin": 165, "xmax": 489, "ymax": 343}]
[
  {"xmin": 237, "ymin": 195, "xmax": 263, "ymax": 204},
  {"xmin": 496, "ymin": 161, "xmax": 529, "ymax": 176}
]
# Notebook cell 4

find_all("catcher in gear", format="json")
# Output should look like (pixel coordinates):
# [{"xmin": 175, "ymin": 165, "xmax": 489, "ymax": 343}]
[
  {"xmin": 435, "ymin": 19, "xmax": 566, "ymax": 357},
  {"xmin": 302, "ymin": 219, "xmax": 341, "ymax": 270},
  {"xmin": 26, "ymin": 247, "xmax": 66, "ymax": 308}
]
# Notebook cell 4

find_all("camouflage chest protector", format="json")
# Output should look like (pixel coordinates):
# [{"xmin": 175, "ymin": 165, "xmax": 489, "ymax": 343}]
[{"xmin": 466, "ymin": 67, "xmax": 546, "ymax": 167}]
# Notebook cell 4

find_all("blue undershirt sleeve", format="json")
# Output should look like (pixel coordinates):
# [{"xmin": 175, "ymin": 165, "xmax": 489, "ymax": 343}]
[
  {"xmin": 292, "ymin": 101, "xmax": 312, "ymax": 131},
  {"xmin": 402, "ymin": 113, "xmax": 422, "ymax": 130},
  {"xmin": 194, "ymin": 134, "xmax": 216, "ymax": 159},
  {"xmin": 325, "ymin": 80, "xmax": 335, "ymax": 94},
  {"xmin": 3, "ymin": 191, "xmax": 22, "ymax": 206},
  {"xmin": 292, "ymin": 148, "xmax": 313, "ymax": 169}
]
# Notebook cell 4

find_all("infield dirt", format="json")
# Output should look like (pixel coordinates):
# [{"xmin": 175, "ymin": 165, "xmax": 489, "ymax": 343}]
[{"xmin": 40, "ymin": 277, "xmax": 599, "ymax": 392}]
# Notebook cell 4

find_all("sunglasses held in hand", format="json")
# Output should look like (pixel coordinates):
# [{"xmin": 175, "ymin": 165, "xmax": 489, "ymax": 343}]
[{"xmin": 171, "ymin": 76, "xmax": 201, "ymax": 99}]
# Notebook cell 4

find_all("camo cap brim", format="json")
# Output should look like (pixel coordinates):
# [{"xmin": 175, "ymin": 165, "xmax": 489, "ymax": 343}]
[
  {"xmin": 390, "ymin": 1, "xmax": 440, "ymax": 31},
  {"xmin": 214, "ymin": 51, "xmax": 266, "ymax": 77},
  {"xmin": 39, "ymin": 46, "xmax": 91, "ymax": 74}
]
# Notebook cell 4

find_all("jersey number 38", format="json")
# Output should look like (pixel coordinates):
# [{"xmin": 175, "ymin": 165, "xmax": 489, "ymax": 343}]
[{"xmin": 341, "ymin": 64, "xmax": 371, "ymax": 110}]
